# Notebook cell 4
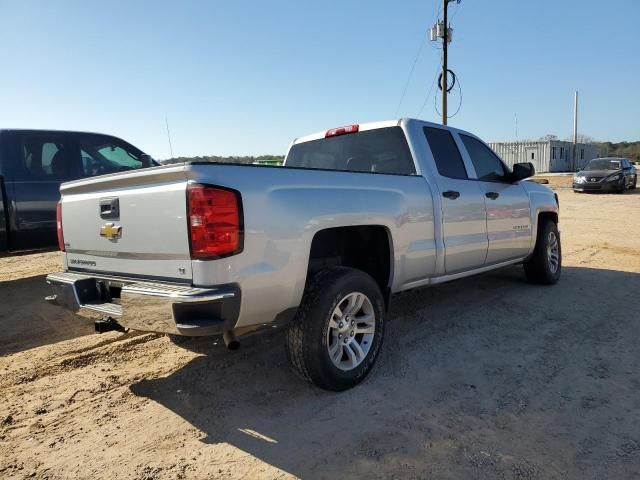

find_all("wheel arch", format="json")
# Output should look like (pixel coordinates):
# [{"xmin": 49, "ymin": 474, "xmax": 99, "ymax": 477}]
[
  {"xmin": 532, "ymin": 209, "xmax": 559, "ymax": 253},
  {"xmin": 306, "ymin": 225, "xmax": 393, "ymax": 307}
]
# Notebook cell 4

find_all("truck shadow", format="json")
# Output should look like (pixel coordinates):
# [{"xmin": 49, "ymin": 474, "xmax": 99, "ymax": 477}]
[
  {"xmin": 0, "ymin": 275, "xmax": 94, "ymax": 356},
  {"xmin": 130, "ymin": 266, "xmax": 640, "ymax": 478}
]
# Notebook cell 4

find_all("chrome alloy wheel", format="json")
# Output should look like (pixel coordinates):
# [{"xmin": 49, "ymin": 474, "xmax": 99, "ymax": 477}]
[
  {"xmin": 547, "ymin": 231, "xmax": 560, "ymax": 273},
  {"xmin": 326, "ymin": 292, "xmax": 376, "ymax": 371}
]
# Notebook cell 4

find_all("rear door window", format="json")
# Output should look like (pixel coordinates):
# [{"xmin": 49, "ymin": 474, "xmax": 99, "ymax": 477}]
[
  {"xmin": 423, "ymin": 127, "xmax": 468, "ymax": 179},
  {"xmin": 286, "ymin": 127, "xmax": 416, "ymax": 175}
]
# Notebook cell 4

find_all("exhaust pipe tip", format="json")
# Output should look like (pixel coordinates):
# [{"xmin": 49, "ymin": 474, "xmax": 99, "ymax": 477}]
[{"xmin": 223, "ymin": 330, "xmax": 240, "ymax": 350}]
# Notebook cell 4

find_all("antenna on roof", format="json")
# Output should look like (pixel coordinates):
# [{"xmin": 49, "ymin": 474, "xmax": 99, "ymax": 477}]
[{"xmin": 165, "ymin": 117, "xmax": 174, "ymax": 159}]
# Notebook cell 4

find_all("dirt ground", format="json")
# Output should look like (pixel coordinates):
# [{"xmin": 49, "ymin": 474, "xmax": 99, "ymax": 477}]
[{"xmin": 1, "ymin": 181, "xmax": 639, "ymax": 479}]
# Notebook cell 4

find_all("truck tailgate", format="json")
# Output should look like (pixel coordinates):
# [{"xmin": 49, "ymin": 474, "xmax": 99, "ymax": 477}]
[{"xmin": 60, "ymin": 167, "xmax": 193, "ymax": 281}]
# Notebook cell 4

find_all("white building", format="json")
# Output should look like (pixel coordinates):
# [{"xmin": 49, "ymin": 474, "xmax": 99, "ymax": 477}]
[{"xmin": 489, "ymin": 140, "xmax": 599, "ymax": 173}]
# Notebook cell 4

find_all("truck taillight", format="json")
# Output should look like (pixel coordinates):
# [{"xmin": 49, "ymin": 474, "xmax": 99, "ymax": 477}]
[
  {"xmin": 325, "ymin": 124, "xmax": 359, "ymax": 138},
  {"xmin": 56, "ymin": 200, "xmax": 65, "ymax": 252},
  {"xmin": 187, "ymin": 184, "xmax": 242, "ymax": 259}
]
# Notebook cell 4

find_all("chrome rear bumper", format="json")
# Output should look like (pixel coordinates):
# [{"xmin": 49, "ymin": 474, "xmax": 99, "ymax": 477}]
[{"xmin": 45, "ymin": 271, "xmax": 240, "ymax": 336}]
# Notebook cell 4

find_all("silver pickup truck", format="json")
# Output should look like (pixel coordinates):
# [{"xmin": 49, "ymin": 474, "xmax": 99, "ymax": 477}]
[{"xmin": 46, "ymin": 118, "xmax": 560, "ymax": 391}]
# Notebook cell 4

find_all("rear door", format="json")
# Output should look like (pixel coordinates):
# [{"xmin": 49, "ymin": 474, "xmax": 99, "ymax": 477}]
[
  {"xmin": 423, "ymin": 126, "xmax": 488, "ymax": 273},
  {"xmin": 9, "ymin": 132, "xmax": 81, "ymax": 250},
  {"xmin": 458, "ymin": 134, "xmax": 532, "ymax": 264}
]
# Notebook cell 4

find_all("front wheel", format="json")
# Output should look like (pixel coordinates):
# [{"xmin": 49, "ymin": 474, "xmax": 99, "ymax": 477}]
[
  {"xmin": 524, "ymin": 219, "xmax": 561, "ymax": 285},
  {"xmin": 285, "ymin": 267, "xmax": 385, "ymax": 391}
]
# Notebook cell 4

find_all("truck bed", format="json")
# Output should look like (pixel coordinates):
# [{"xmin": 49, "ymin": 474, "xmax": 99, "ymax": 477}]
[{"xmin": 59, "ymin": 162, "xmax": 436, "ymax": 328}]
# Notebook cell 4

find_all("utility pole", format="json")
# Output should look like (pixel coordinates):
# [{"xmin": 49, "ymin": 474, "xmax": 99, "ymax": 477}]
[
  {"xmin": 442, "ymin": 0, "xmax": 448, "ymax": 125},
  {"xmin": 430, "ymin": 0, "xmax": 459, "ymax": 125},
  {"xmin": 572, "ymin": 91, "xmax": 578, "ymax": 170}
]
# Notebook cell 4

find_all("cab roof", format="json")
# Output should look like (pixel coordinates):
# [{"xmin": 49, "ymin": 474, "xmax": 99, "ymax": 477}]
[{"xmin": 290, "ymin": 118, "xmax": 476, "ymax": 146}]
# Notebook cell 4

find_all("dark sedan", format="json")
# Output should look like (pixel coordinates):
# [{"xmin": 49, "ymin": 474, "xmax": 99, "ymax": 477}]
[{"xmin": 573, "ymin": 157, "xmax": 637, "ymax": 193}]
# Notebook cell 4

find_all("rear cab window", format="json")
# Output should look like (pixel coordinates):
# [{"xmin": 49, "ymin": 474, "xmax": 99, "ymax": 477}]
[
  {"xmin": 286, "ymin": 127, "xmax": 416, "ymax": 175},
  {"xmin": 423, "ymin": 127, "xmax": 468, "ymax": 179}
]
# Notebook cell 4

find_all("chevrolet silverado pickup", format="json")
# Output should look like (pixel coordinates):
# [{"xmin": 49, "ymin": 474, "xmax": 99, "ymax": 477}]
[
  {"xmin": 0, "ymin": 129, "xmax": 155, "ymax": 254},
  {"xmin": 45, "ymin": 119, "xmax": 561, "ymax": 391}
]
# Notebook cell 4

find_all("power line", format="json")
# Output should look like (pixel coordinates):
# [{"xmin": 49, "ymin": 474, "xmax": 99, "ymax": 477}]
[
  {"xmin": 448, "ymin": 75, "xmax": 463, "ymax": 117},
  {"xmin": 394, "ymin": 0, "xmax": 446, "ymax": 117},
  {"xmin": 418, "ymin": 68, "xmax": 440, "ymax": 117},
  {"xmin": 434, "ymin": 70, "xmax": 462, "ymax": 118},
  {"xmin": 394, "ymin": 37, "xmax": 427, "ymax": 117}
]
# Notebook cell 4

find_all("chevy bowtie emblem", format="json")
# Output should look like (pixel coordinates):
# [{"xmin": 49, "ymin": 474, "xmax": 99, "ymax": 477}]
[{"xmin": 100, "ymin": 223, "xmax": 122, "ymax": 239}]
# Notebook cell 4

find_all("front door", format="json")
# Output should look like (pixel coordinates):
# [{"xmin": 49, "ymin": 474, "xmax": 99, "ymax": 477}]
[
  {"xmin": 459, "ymin": 134, "xmax": 532, "ymax": 263},
  {"xmin": 423, "ymin": 126, "xmax": 488, "ymax": 273}
]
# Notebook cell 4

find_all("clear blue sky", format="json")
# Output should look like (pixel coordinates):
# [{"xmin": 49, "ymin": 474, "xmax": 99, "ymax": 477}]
[{"xmin": 1, "ymin": 0, "xmax": 638, "ymax": 158}]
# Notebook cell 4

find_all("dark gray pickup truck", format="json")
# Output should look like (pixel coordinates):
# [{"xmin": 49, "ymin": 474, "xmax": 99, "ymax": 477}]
[{"xmin": 0, "ymin": 129, "xmax": 155, "ymax": 253}]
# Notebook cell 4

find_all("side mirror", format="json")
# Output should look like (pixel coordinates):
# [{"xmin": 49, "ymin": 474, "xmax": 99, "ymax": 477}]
[
  {"xmin": 140, "ymin": 153, "xmax": 154, "ymax": 167},
  {"xmin": 513, "ymin": 162, "xmax": 535, "ymax": 181}
]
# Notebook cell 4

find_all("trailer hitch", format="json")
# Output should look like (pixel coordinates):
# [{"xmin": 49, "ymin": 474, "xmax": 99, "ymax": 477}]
[{"xmin": 94, "ymin": 317, "xmax": 126, "ymax": 334}]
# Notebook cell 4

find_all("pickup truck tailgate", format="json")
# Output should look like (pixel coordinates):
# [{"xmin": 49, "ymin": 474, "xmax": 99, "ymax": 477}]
[{"xmin": 60, "ymin": 168, "xmax": 192, "ymax": 281}]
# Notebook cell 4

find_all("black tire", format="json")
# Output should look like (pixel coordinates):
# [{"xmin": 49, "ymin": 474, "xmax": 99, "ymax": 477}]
[
  {"xmin": 285, "ymin": 267, "xmax": 385, "ymax": 391},
  {"xmin": 523, "ymin": 219, "xmax": 561, "ymax": 285},
  {"xmin": 632, "ymin": 175, "xmax": 637, "ymax": 190}
]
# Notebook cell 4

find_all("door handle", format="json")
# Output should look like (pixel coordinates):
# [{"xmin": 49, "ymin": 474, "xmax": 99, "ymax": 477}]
[
  {"xmin": 442, "ymin": 190, "xmax": 460, "ymax": 200},
  {"xmin": 485, "ymin": 192, "xmax": 500, "ymax": 200},
  {"xmin": 99, "ymin": 197, "xmax": 120, "ymax": 219}
]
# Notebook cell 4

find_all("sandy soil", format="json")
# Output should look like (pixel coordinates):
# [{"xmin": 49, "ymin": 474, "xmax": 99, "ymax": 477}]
[{"xmin": 1, "ymin": 186, "xmax": 639, "ymax": 479}]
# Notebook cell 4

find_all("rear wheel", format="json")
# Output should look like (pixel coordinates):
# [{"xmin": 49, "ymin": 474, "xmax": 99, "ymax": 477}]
[
  {"xmin": 632, "ymin": 175, "xmax": 637, "ymax": 190},
  {"xmin": 524, "ymin": 219, "xmax": 561, "ymax": 285},
  {"xmin": 285, "ymin": 267, "xmax": 385, "ymax": 391}
]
